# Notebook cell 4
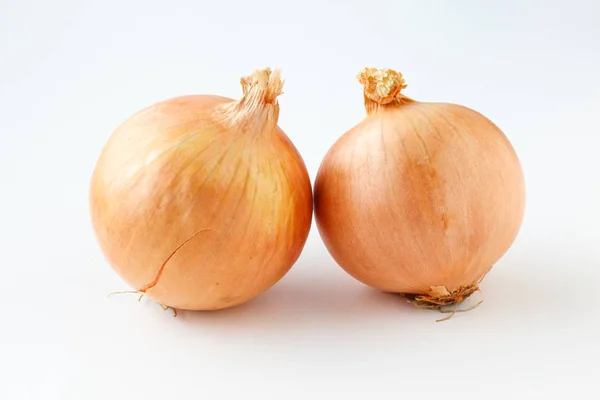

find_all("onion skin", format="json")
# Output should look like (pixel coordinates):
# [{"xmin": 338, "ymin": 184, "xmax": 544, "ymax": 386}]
[
  {"xmin": 90, "ymin": 69, "xmax": 312, "ymax": 311},
  {"xmin": 314, "ymin": 68, "xmax": 525, "ymax": 305}
]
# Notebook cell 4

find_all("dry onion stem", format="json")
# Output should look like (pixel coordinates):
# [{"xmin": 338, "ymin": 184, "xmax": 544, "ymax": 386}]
[
  {"xmin": 90, "ymin": 68, "xmax": 313, "ymax": 312},
  {"xmin": 314, "ymin": 68, "xmax": 525, "ymax": 320}
]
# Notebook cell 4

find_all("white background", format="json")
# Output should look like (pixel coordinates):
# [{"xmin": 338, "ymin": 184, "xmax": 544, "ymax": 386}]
[{"xmin": 1, "ymin": 0, "xmax": 599, "ymax": 398}]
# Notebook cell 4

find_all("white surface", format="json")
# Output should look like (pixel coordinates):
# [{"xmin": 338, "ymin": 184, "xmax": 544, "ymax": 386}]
[{"xmin": 1, "ymin": 0, "xmax": 599, "ymax": 398}]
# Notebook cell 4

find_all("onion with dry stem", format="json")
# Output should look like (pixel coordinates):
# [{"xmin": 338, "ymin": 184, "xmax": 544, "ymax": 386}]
[
  {"xmin": 314, "ymin": 68, "xmax": 525, "ymax": 318},
  {"xmin": 90, "ymin": 68, "xmax": 313, "ymax": 312}
]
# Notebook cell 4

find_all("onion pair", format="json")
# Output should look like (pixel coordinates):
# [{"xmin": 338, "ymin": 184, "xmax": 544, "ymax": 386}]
[{"xmin": 90, "ymin": 67, "xmax": 525, "ymax": 318}]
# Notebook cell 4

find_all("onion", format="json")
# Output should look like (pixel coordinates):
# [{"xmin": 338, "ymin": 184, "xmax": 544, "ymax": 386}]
[
  {"xmin": 90, "ymin": 68, "xmax": 313, "ymax": 312},
  {"xmin": 314, "ymin": 68, "xmax": 525, "ymax": 318}
]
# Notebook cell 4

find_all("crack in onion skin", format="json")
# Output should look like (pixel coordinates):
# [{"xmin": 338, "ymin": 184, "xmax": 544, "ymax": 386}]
[
  {"xmin": 89, "ymin": 68, "xmax": 313, "ymax": 311},
  {"xmin": 314, "ymin": 68, "xmax": 525, "ymax": 301}
]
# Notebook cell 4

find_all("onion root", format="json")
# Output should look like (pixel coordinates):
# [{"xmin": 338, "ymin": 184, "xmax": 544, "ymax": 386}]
[
  {"xmin": 107, "ymin": 290, "xmax": 178, "ymax": 317},
  {"xmin": 396, "ymin": 283, "xmax": 482, "ymax": 322}
]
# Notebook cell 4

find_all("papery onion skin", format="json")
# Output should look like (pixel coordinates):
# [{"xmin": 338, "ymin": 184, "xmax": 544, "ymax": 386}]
[
  {"xmin": 90, "ymin": 68, "xmax": 313, "ymax": 311},
  {"xmin": 314, "ymin": 68, "xmax": 525, "ymax": 305}
]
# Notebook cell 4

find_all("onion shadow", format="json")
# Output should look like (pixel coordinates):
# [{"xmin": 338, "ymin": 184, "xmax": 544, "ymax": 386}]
[
  {"xmin": 170, "ymin": 256, "xmax": 418, "ymax": 333},
  {"xmin": 468, "ymin": 246, "xmax": 600, "ymax": 324},
  {"xmin": 142, "ymin": 246, "xmax": 598, "ymax": 332}
]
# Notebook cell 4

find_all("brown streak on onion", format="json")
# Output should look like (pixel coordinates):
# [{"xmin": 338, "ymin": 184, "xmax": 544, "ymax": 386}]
[{"xmin": 138, "ymin": 228, "xmax": 215, "ymax": 293}]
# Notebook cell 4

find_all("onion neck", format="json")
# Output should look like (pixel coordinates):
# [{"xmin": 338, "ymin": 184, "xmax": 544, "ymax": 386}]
[
  {"xmin": 219, "ymin": 68, "xmax": 283, "ymax": 133},
  {"xmin": 357, "ymin": 67, "xmax": 415, "ymax": 115}
]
